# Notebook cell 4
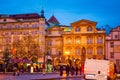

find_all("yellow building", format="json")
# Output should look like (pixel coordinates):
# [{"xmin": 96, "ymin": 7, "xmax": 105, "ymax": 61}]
[
  {"xmin": 0, "ymin": 13, "xmax": 46, "ymax": 62},
  {"xmin": 45, "ymin": 26, "xmax": 63, "ymax": 65},
  {"xmin": 62, "ymin": 19, "xmax": 106, "ymax": 66}
]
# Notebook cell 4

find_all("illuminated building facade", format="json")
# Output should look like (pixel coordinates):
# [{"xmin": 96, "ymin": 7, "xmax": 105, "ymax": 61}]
[
  {"xmin": 0, "ymin": 12, "xmax": 46, "ymax": 62},
  {"xmin": 45, "ymin": 26, "xmax": 63, "ymax": 65},
  {"xmin": 62, "ymin": 19, "xmax": 106, "ymax": 66},
  {"xmin": 106, "ymin": 26, "xmax": 120, "ymax": 72}
]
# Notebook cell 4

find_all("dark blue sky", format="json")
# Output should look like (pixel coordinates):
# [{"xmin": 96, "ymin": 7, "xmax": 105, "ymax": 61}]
[{"xmin": 0, "ymin": 0, "xmax": 120, "ymax": 28}]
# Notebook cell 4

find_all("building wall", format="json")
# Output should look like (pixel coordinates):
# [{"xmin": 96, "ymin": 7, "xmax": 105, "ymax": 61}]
[
  {"xmin": 0, "ymin": 17, "xmax": 46, "ymax": 62},
  {"xmin": 62, "ymin": 20, "xmax": 106, "ymax": 66},
  {"xmin": 106, "ymin": 26, "xmax": 120, "ymax": 73},
  {"xmin": 45, "ymin": 26, "xmax": 63, "ymax": 65}
]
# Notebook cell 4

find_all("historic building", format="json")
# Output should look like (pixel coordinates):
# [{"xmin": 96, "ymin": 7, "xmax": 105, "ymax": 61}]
[
  {"xmin": 62, "ymin": 19, "xmax": 106, "ymax": 66},
  {"xmin": 45, "ymin": 26, "xmax": 63, "ymax": 65},
  {"xmin": 0, "ymin": 11, "xmax": 46, "ymax": 62},
  {"xmin": 106, "ymin": 26, "xmax": 120, "ymax": 73}
]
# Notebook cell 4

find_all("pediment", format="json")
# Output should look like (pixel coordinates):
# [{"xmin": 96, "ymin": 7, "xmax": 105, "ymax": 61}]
[
  {"xmin": 71, "ymin": 19, "xmax": 97, "ymax": 26},
  {"xmin": 0, "ymin": 18, "xmax": 18, "ymax": 23}
]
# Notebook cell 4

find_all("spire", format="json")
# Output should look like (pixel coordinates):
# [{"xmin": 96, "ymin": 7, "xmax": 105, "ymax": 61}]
[{"xmin": 41, "ymin": 6, "xmax": 45, "ymax": 18}]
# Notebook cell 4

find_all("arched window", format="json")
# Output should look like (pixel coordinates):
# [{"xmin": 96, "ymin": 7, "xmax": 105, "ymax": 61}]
[
  {"xmin": 87, "ymin": 26, "xmax": 92, "ymax": 31},
  {"xmin": 66, "ymin": 37, "xmax": 72, "ymax": 44},
  {"xmin": 75, "ymin": 37, "xmax": 81, "ymax": 44},
  {"xmin": 75, "ymin": 48, "xmax": 81, "ymax": 55},
  {"xmin": 87, "ymin": 37, "xmax": 93, "ymax": 44},
  {"xmin": 75, "ymin": 27, "xmax": 81, "ymax": 32},
  {"xmin": 87, "ymin": 47, "xmax": 93, "ymax": 54},
  {"xmin": 97, "ymin": 47, "xmax": 103, "ymax": 54},
  {"xmin": 97, "ymin": 36, "xmax": 103, "ymax": 44}
]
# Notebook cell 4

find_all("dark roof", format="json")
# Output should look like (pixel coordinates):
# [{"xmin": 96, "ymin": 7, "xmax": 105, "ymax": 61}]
[
  {"xmin": 48, "ymin": 15, "xmax": 60, "ymax": 24},
  {"xmin": 9, "ymin": 13, "xmax": 41, "ymax": 19}
]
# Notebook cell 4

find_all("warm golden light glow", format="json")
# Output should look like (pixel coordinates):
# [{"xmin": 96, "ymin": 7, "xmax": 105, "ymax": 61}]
[{"xmin": 65, "ymin": 51, "xmax": 70, "ymax": 55}]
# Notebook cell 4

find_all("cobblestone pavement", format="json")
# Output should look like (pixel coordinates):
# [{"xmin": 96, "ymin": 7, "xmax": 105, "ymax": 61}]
[{"xmin": 0, "ymin": 72, "xmax": 84, "ymax": 80}]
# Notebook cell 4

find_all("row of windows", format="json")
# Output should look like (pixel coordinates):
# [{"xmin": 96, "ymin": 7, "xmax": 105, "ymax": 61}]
[
  {"xmin": 66, "ymin": 38, "xmax": 103, "ymax": 44},
  {"xmin": 0, "ymin": 23, "xmax": 45, "ymax": 29},
  {"xmin": 46, "ymin": 38, "xmax": 103, "ymax": 45},
  {"xmin": 75, "ymin": 26, "xmax": 92, "ymax": 32},
  {"xmin": 46, "ymin": 49, "xmax": 103, "ymax": 56},
  {"xmin": 0, "ymin": 37, "xmax": 38, "ymax": 43},
  {"xmin": 0, "ymin": 31, "xmax": 45, "ymax": 35}
]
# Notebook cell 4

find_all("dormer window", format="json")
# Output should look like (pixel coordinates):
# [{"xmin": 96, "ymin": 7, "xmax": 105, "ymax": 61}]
[
  {"xmin": 75, "ymin": 28, "xmax": 80, "ymax": 32},
  {"xmin": 87, "ymin": 26, "xmax": 92, "ymax": 31}
]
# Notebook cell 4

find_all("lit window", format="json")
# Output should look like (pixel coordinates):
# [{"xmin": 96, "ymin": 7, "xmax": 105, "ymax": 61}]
[
  {"xmin": 75, "ymin": 48, "xmax": 80, "ymax": 55},
  {"xmin": 75, "ymin": 37, "xmax": 80, "ymax": 44},
  {"xmin": 66, "ymin": 38, "xmax": 71, "ymax": 44}
]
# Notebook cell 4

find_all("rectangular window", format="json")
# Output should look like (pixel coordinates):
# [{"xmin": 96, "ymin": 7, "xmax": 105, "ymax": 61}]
[
  {"xmin": 115, "ymin": 35, "xmax": 118, "ymax": 39},
  {"xmin": 32, "ymin": 24, "xmax": 38, "ymax": 28},
  {"xmin": 15, "ymin": 25, "xmax": 20, "ymax": 28},
  {"xmin": 24, "ymin": 24, "xmax": 29, "ymax": 28},
  {"xmin": 110, "ymin": 42, "xmax": 114, "ymax": 48},
  {"xmin": 110, "ymin": 52, "xmax": 114, "ymax": 59}
]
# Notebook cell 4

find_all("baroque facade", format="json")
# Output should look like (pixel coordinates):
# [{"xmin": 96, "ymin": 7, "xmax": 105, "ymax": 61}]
[
  {"xmin": 62, "ymin": 19, "xmax": 106, "ymax": 66},
  {"xmin": 45, "ymin": 19, "xmax": 106, "ymax": 66}
]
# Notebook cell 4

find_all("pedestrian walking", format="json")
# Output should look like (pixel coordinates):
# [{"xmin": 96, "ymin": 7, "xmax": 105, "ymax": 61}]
[
  {"xmin": 71, "ymin": 66, "xmax": 75, "ymax": 76},
  {"xmin": 75, "ymin": 65, "xmax": 79, "ymax": 75},
  {"xmin": 60, "ymin": 65, "xmax": 63, "ymax": 76},
  {"xmin": 66, "ymin": 64, "xmax": 70, "ymax": 76},
  {"xmin": 13, "ymin": 66, "xmax": 19, "ymax": 76},
  {"xmin": 42, "ymin": 63, "xmax": 45, "ymax": 75}
]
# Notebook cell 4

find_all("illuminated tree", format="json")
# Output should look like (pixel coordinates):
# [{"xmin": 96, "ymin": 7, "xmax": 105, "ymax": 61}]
[
  {"xmin": 12, "ymin": 35, "xmax": 40, "ymax": 63},
  {"xmin": 3, "ymin": 47, "xmax": 11, "ymax": 72}
]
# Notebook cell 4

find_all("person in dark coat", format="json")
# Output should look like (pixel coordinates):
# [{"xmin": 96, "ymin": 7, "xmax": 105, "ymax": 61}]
[
  {"xmin": 66, "ymin": 64, "xmax": 70, "ymax": 76},
  {"xmin": 60, "ymin": 65, "xmax": 63, "ymax": 76},
  {"xmin": 75, "ymin": 66, "xmax": 79, "ymax": 75},
  {"xmin": 71, "ymin": 66, "xmax": 75, "ymax": 76}
]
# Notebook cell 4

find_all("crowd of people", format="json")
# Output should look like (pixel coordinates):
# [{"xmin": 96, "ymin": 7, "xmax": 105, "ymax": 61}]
[
  {"xmin": 0, "ymin": 62, "xmax": 84, "ymax": 76},
  {"xmin": 59, "ymin": 64, "xmax": 84, "ymax": 76}
]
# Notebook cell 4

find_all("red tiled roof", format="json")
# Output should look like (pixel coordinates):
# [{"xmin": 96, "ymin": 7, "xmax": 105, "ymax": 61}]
[
  {"xmin": 9, "ymin": 13, "xmax": 41, "ymax": 19},
  {"xmin": 48, "ymin": 15, "xmax": 60, "ymax": 24}
]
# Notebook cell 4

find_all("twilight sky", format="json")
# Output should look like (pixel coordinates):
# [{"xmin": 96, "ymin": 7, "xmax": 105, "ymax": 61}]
[{"xmin": 0, "ymin": 0, "xmax": 120, "ymax": 28}]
